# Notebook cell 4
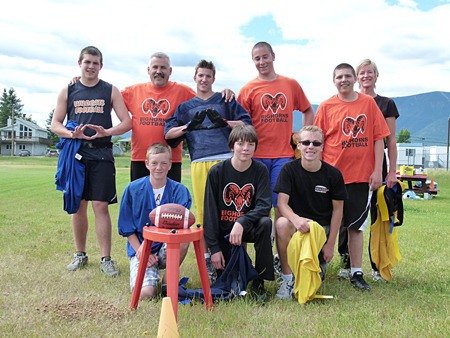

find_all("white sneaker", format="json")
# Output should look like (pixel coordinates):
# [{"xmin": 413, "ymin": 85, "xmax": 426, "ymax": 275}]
[
  {"xmin": 275, "ymin": 277, "xmax": 294, "ymax": 299},
  {"xmin": 338, "ymin": 268, "xmax": 351, "ymax": 279},
  {"xmin": 372, "ymin": 270, "xmax": 386, "ymax": 282},
  {"xmin": 66, "ymin": 253, "xmax": 88, "ymax": 271},
  {"xmin": 100, "ymin": 258, "xmax": 119, "ymax": 278}
]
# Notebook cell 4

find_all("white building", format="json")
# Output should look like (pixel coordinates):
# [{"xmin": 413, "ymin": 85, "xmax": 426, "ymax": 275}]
[
  {"xmin": 428, "ymin": 146, "xmax": 448, "ymax": 169},
  {"xmin": 397, "ymin": 143, "xmax": 448, "ymax": 169},
  {"xmin": 0, "ymin": 117, "xmax": 51, "ymax": 156}
]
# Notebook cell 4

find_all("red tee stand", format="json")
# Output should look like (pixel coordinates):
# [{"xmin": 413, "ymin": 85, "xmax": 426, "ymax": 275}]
[{"xmin": 130, "ymin": 227, "xmax": 213, "ymax": 321}]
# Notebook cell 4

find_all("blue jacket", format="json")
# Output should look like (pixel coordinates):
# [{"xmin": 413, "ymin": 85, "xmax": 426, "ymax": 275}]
[
  {"xmin": 55, "ymin": 120, "xmax": 84, "ymax": 214},
  {"xmin": 118, "ymin": 176, "xmax": 192, "ymax": 257}
]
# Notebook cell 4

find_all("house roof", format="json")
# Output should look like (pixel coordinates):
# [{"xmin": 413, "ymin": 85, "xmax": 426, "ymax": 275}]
[{"xmin": 0, "ymin": 117, "xmax": 47, "ymax": 132}]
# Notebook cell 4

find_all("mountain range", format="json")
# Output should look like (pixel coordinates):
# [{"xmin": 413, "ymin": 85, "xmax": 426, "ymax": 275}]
[
  {"xmin": 121, "ymin": 91, "xmax": 450, "ymax": 147},
  {"xmin": 294, "ymin": 91, "xmax": 450, "ymax": 146}
]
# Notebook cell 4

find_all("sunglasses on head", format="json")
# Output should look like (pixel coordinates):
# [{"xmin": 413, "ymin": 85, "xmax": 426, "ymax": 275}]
[{"xmin": 299, "ymin": 140, "xmax": 323, "ymax": 147}]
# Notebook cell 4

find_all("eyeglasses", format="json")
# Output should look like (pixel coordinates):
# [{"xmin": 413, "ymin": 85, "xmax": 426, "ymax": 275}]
[{"xmin": 299, "ymin": 140, "xmax": 323, "ymax": 147}]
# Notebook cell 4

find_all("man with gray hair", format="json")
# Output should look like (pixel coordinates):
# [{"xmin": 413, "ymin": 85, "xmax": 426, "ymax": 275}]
[
  {"xmin": 122, "ymin": 52, "xmax": 196, "ymax": 182},
  {"xmin": 122, "ymin": 52, "xmax": 236, "ymax": 182}
]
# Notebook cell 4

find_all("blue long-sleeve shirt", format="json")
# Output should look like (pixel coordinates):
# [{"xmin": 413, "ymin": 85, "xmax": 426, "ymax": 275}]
[{"xmin": 118, "ymin": 176, "xmax": 192, "ymax": 257}]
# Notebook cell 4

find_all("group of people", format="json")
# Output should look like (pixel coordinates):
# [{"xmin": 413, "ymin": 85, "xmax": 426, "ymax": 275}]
[{"xmin": 51, "ymin": 41, "xmax": 398, "ymax": 302}]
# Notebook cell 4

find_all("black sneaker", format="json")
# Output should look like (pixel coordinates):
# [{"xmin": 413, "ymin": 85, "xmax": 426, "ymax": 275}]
[
  {"xmin": 273, "ymin": 254, "xmax": 282, "ymax": 277},
  {"xmin": 205, "ymin": 257, "xmax": 217, "ymax": 285},
  {"xmin": 350, "ymin": 271, "xmax": 372, "ymax": 290},
  {"xmin": 250, "ymin": 279, "xmax": 267, "ymax": 303}
]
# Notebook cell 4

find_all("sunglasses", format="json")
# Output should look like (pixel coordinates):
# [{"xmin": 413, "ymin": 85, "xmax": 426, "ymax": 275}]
[{"xmin": 299, "ymin": 140, "xmax": 323, "ymax": 147}]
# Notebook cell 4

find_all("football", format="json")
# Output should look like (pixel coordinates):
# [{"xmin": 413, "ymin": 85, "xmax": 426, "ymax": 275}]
[{"xmin": 149, "ymin": 203, "xmax": 196, "ymax": 229}]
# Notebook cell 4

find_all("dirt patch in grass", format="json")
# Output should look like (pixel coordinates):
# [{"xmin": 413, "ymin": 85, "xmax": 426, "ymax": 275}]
[{"xmin": 37, "ymin": 297, "xmax": 126, "ymax": 321}]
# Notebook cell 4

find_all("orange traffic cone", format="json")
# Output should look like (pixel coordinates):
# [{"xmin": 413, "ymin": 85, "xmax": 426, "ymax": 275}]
[{"xmin": 157, "ymin": 297, "xmax": 179, "ymax": 338}]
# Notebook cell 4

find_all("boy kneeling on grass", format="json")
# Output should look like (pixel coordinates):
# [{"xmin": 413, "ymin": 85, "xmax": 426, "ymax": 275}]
[
  {"xmin": 203, "ymin": 125, "xmax": 275, "ymax": 302},
  {"xmin": 274, "ymin": 126, "xmax": 347, "ymax": 300},
  {"xmin": 118, "ymin": 143, "xmax": 192, "ymax": 299}
]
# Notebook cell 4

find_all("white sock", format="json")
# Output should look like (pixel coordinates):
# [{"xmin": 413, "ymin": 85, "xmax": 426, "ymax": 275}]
[{"xmin": 351, "ymin": 268, "xmax": 362, "ymax": 275}]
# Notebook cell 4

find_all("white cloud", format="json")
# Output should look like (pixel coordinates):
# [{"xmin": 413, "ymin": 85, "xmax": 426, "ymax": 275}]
[{"xmin": 1, "ymin": 0, "xmax": 450, "ymax": 127}]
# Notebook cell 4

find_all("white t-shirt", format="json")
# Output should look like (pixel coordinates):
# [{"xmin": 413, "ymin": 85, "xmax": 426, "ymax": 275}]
[{"xmin": 153, "ymin": 186, "xmax": 166, "ymax": 206}]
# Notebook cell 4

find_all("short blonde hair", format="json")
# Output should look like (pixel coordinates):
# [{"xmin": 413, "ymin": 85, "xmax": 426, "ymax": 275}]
[
  {"xmin": 295, "ymin": 125, "xmax": 324, "ymax": 143},
  {"xmin": 146, "ymin": 142, "xmax": 172, "ymax": 161}
]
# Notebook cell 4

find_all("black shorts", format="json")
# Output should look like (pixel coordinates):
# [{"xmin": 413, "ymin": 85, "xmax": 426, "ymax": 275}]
[
  {"xmin": 130, "ymin": 161, "xmax": 182, "ymax": 182},
  {"xmin": 82, "ymin": 159, "xmax": 117, "ymax": 204},
  {"xmin": 343, "ymin": 183, "xmax": 371, "ymax": 231}
]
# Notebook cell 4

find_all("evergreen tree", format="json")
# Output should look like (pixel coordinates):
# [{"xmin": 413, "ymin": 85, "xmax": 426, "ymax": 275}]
[
  {"xmin": 0, "ymin": 88, "xmax": 25, "ymax": 127},
  {"xmin": 46, "ymin": 109, "xmax": 59, "ymax": 145}
]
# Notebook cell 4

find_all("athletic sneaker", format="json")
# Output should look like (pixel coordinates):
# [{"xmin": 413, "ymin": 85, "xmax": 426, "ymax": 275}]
[
  {"xmin": 338, "ymin": 268, "xmax": 351, "ymax": 279},
  {"xmin": 100, "ymin": 258, "xmax": 119, "ymax": 277},
  {"xmin": 275, "ymin": 277, "xmax": 294, "ymax": 299},
  {"xmin": 273, "ymin": 254, "xmax": 282, "ymax": 277},
  {"xmin": 372, "ymin": 270, "xmax": 386, "ymax": 282},
  {"xmin": 66, "ymin": 253, "xmax": 88, "ymax": 271},
  {"xmin": 350, "ymin": 271, "xmax": 372, "ymax": 290},
  {"xmin": 205, "ymin": 257, "xmax": 217, "ymax": 285}
]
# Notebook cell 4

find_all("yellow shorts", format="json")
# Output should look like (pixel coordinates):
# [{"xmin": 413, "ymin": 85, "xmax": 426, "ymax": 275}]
[{"xmin": 191, "ymin": 160, "xmax": 222, "ymax": 226}]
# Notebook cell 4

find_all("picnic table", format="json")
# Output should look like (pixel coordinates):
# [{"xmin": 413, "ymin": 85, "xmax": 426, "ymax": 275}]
[{"xmin": 396, "ymin": 174, "xmax": 440, "ymax": 196}]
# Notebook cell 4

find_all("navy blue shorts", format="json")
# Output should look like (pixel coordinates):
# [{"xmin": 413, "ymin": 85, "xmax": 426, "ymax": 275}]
[{"xmin": 254, "ymin": 157, "xmax": 291, "ymax": 208}]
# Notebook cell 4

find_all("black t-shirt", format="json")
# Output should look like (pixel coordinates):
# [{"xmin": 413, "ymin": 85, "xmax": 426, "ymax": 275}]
[
  {"xmin": 374, "ymin": 94, "xmax": 400, "ymax": 176},
  {"xmin": 374, "ymin": 95, "xmax": 399, "ymax": 120},
  {"xmin": 274, "ymin": 159, "xmax": 347, "ymax": 227},
  {"xmin": 203, "ymin": 158, "xmax": 272, "ymax": 254}
]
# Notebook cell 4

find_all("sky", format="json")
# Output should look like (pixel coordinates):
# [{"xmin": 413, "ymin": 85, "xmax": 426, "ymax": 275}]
[{"xmin": 1, "ymin": 0, "xmax": 450, "ymax": 128}]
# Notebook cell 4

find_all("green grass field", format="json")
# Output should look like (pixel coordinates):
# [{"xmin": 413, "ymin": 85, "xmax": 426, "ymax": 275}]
[{"xmin": 0, "ymin": 155, "xmax": 449, "ymax": 337}]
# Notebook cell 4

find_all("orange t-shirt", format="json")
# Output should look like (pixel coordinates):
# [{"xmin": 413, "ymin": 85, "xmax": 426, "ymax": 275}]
[
  {"xmin": 121, "ymin": 81, "xmax": 195, "ymax": 163},
  {"xmin": 314, "ymin": 93, "xmax": 390, "ymax": 184},
  {"xmin": 238, "ymin": 75, "xmax": 311, "ymax": 158}
]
